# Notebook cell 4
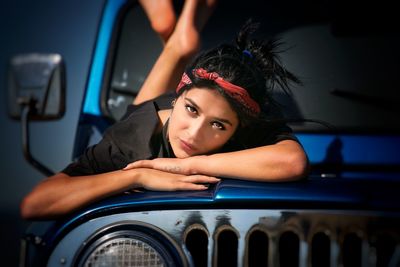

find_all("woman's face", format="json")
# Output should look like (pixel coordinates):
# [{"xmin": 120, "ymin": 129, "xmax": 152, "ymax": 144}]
[{"xmin": 168, "ymin": 87, "xmax": 239, "ymax": 158}]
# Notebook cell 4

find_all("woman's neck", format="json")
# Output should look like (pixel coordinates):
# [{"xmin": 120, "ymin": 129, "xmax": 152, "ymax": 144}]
[{"xmin": 156, "ymin": 109, "xmax": 172, "ymax": 132}]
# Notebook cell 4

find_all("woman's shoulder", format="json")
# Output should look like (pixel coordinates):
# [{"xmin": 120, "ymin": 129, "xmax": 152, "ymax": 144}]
[
  {"xmin": 121, "ymin": 92, "xmax": 176, "ymax": 120},
  {"xmin": 106, "ymin": 92, "xmax": 176, "ymax": 142},
  {"xmin": 223, "ymin": 120, "xmax": 298, "ymax": 152},
  {"xmin": 153, "ymin": 92, "xmax": 177, "ymax": 110}
]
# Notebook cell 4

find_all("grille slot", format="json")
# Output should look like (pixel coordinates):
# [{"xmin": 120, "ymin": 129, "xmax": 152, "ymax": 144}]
[
  {"xmin": 247, "ymin": 229, "xmax": 269, "ymax": 267},
  {"xmin": 184, "ymin": 225, "xmax": 208, "ymax": 267},
  {"xmin": 311, "ymin": 232, "xmax": 331, "ymax": 267},
  {"xmin": 342, "ymin": 232, "xmax": 362, "ymax": 267},
  {"xmin": 279, "ymin": 231, "xmax": 300, "ymax": 267},
  {"xmin": 372, "ymin": 233, "xmax": 397, "ymax": 267},
  {"xmin": 214, "ymin": 226, "xmax": 238, "ymax": 267}
]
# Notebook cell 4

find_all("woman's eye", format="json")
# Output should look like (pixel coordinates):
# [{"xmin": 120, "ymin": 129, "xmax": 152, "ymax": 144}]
[
  {"xmin": 185, "ymin": 105, "xmax": 197, "ymax": 114},
  {"xmin": 212, "ymin": 121, "xmax": 226, "ymax": 130}
]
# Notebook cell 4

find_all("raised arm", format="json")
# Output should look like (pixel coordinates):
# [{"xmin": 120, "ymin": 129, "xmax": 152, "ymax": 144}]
[
  {"xmin": 125, "ymin": 140, "xmax": 309, "ymax": 182},
  {"xmin": 20, "ymin": 169, "xmax": 219, "ymax": 220}
]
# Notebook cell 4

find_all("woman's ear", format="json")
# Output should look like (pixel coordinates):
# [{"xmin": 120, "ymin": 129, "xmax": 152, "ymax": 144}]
[{"xmin": 171, "ymin": 99, "xmax": 176, "ymax": 107}]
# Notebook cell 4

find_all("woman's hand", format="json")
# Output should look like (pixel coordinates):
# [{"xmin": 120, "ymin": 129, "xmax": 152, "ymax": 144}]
[
  {"xmin": 124, "ymin": 157, "xmax": 196, "ymax": 175},
  {"xmin": 134, "ymin": 168, "xmax": 219, "ymax": 191},
  {"xmin": 123, "ymin": 159, "xmax": 219, "ymax": 191}
]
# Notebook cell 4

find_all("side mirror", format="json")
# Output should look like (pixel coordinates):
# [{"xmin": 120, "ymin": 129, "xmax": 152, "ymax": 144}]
[
  {"xmin": 8, "ymin": 53, "xmax": 65, "ymax": 120},
  {"xmin": 7, "ymin": 53, "xmax": 66, "ymax": 176}
]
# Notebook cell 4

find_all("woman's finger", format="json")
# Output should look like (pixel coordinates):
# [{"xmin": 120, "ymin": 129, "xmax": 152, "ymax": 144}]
[
  {"xmin": 176, "ymin": 182, "xmax": 209, "ymax": 191},
  {"xmin": 177, "ymin": 176, "xmax": 221, "ymax": 190},
  {"xmin": 123, "ymin": 160, "xmax": 150, "ymax": 170},
  {"xmin": 183, "ymin": 175, "xmax": 220, "ymax": 184}
]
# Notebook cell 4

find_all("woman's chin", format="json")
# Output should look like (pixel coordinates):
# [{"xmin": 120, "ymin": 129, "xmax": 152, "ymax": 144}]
[
  {"xmin": 173, "ymin": 149, "xmax": 192, "ymax": 159},
  {"xmin": 171, "ymin": 145, "xmax": 198, "ymax": 158},
  {"xmin": 170, "ymin": 141, "xmax": 197, "ymax": 158}
]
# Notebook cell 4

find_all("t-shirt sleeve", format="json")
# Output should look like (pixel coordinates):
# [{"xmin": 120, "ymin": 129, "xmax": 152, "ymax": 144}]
[
  {"xmin": 120, "ymin": 92, "xmax": 177, "ymax": 120},
  {"xmin": 223, "ymin": 122, "xmax": 299, "ymax": 152},
  {"xmin": 256, "ymin": 104, "xmax": 299, "ymax": 145},
  {"xmin": 248, "ymin": 123, "xmax": 298, "ymax": 147},
  {"xmin": 61, "ymin": 134, "xmax": 126, "ymax": 176},
  {"xmin": 61, "ymin": 96, "xmax": 168, "ymax": 176},
  {"xmin": 263, "ymin": 124, "xmax": 299, "ymax": 144}
]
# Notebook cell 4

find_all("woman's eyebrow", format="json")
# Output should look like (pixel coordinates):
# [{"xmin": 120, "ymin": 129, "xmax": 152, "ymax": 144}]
[
  {"xmin": 184, "ymin": 97, "xmax": 233, "ymax": 126},
  {"xmin": 185, "ymin": 97, "xmax": 201, "ymax": 111}
]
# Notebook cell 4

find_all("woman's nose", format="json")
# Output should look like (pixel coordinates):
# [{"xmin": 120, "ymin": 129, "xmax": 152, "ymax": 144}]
[{"xmin": 187, "ymin": 119, "xmax": 204, "ymax": 140}]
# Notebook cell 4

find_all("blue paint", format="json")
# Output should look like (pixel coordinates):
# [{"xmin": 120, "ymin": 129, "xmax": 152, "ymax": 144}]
[
  {"xmin": 83, "ymin": 0, "xmax": 127, "ymax": 115},
  {"xmin": 297, "ymin": 133, "xmax": 400, "ymax": 165}
]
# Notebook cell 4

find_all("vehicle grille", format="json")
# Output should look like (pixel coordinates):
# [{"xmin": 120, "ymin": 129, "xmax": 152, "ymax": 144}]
[
  {"xmin": 47, "ymin": 209, "xmax": 400, "ymax": 267},
  {"xmin": 179, "ymin": 210, "xmax": 400, "ymax": 267}
]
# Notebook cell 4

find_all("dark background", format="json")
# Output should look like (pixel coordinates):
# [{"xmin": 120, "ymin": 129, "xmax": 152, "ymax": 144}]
[{"xmin": 0, "ymin": 0, "xmax": 105, "ymax": 265}]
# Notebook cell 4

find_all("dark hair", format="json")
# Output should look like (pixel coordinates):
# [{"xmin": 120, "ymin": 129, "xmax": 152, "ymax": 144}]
[{"xmin": 178, "ymin": 19, "xmax": 302, "ymax": 127}]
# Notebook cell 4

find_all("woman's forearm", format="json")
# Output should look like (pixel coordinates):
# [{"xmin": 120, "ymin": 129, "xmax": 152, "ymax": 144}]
[
  {"xmin": 20, "ymin": 169, "xmax": 142, "ymax": 220},
  {"xmin": 190, "ymin": 140, "xmax": 309, "ymax": 182},
  {"xmin": 20, "ymin": 167, "xmax": 219, "ymax": 220}
]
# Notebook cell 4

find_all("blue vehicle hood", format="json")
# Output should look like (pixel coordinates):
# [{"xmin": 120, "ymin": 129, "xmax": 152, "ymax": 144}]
[{"xmin": 69, "ymin": 177, "xmax": 400, "ymax": 220}]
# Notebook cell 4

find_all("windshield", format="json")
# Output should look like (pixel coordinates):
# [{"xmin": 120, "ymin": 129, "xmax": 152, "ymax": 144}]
[
  {"xmin": 95, "ymin": 0, "xmax": 400, "ymax": 177},
  {"xmin": 105, "ymin": 0, "xmax": 399, "ymax": 134}
]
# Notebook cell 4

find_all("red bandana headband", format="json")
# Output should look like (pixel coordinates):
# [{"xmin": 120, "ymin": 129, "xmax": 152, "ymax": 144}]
[{"xmin": 176, "ymin": 68, "xmax": 261, "ymax": 116}]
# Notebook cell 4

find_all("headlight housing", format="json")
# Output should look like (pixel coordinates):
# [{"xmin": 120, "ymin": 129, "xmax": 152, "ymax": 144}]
[{"xmin": 77, "ymin": 227, "xmax": 179, "ymax": 267}]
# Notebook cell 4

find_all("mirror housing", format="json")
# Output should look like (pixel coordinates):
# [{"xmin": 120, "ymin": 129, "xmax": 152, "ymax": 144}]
[
  {"xmin": 7, "ymin": 53, "xmax": 66, "ymax": 176},
  {"xmin": 8, "ymin": 53, "xmax": 65, "ymax": 120}
]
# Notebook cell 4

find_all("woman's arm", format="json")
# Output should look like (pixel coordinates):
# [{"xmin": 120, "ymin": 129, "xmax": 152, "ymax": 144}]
[
  {"xmin": 192, "ymin": 140, "xmax": 309, "ymax": 181},
  {"xmin": 125, "ymin": 140, "xmax": 309, "ymax": 182},
  {"xmin": 20, "ymin": 169, "xmax": 219, "ymax": 220}
]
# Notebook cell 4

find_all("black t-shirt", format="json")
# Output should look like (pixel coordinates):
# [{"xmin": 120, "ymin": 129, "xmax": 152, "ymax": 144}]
[{"xmin": 62, "ymin": 93, "xmax": 297, "ymax": 176}]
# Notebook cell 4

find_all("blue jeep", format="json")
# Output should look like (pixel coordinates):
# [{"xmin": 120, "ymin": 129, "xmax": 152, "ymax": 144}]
[{"xmin": 9, "ymin": 0, "xmax": 400, "ymax": 266}]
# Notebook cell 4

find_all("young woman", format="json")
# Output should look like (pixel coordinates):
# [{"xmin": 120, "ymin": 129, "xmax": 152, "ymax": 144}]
[{"xmin": 20, "ymin": 0, "xmax": 308, "ymax": 220}]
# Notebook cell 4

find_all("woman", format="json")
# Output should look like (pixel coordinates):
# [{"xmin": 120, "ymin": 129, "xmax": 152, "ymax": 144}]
[{"xmin": 20, "ymin": 0, "xmax": 308, "ymax": 220}]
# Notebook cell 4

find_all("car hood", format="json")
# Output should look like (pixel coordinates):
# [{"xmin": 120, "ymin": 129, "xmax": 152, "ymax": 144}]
[{"xmin": 71, "ymin": 177, "xmax": 400, "ymax": 219}]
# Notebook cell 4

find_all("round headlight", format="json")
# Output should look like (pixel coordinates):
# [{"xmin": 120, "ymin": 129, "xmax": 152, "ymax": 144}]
[{"xmin": 80, "ymin": 230, "xmax": 174, "ymax": 267}]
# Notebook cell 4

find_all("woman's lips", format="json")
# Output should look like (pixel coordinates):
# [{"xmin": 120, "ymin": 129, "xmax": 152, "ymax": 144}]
[{"xmin": 179, "ymin": 139, "xmax": 196, "ymax": 153}]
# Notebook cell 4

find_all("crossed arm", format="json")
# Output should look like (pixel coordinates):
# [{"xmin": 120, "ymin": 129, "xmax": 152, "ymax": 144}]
[
  {"xmin": 125, "ymin": 140, "xmax": 308, "ymax": 181},
  {"xmin": 20, "ymin": 139, "xmax": 307, "ymax": 220}
]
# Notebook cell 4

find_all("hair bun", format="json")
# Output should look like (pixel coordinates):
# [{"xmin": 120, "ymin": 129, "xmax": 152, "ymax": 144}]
[{"xmin": 236, "ymin": 19, "xmax": 259, "ymax": 51}]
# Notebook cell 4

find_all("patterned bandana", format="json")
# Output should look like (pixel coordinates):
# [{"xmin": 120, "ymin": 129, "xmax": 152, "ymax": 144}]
[{"xmin": 176, "ymin": 68, "xmax": 260, "ymax": 116}]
